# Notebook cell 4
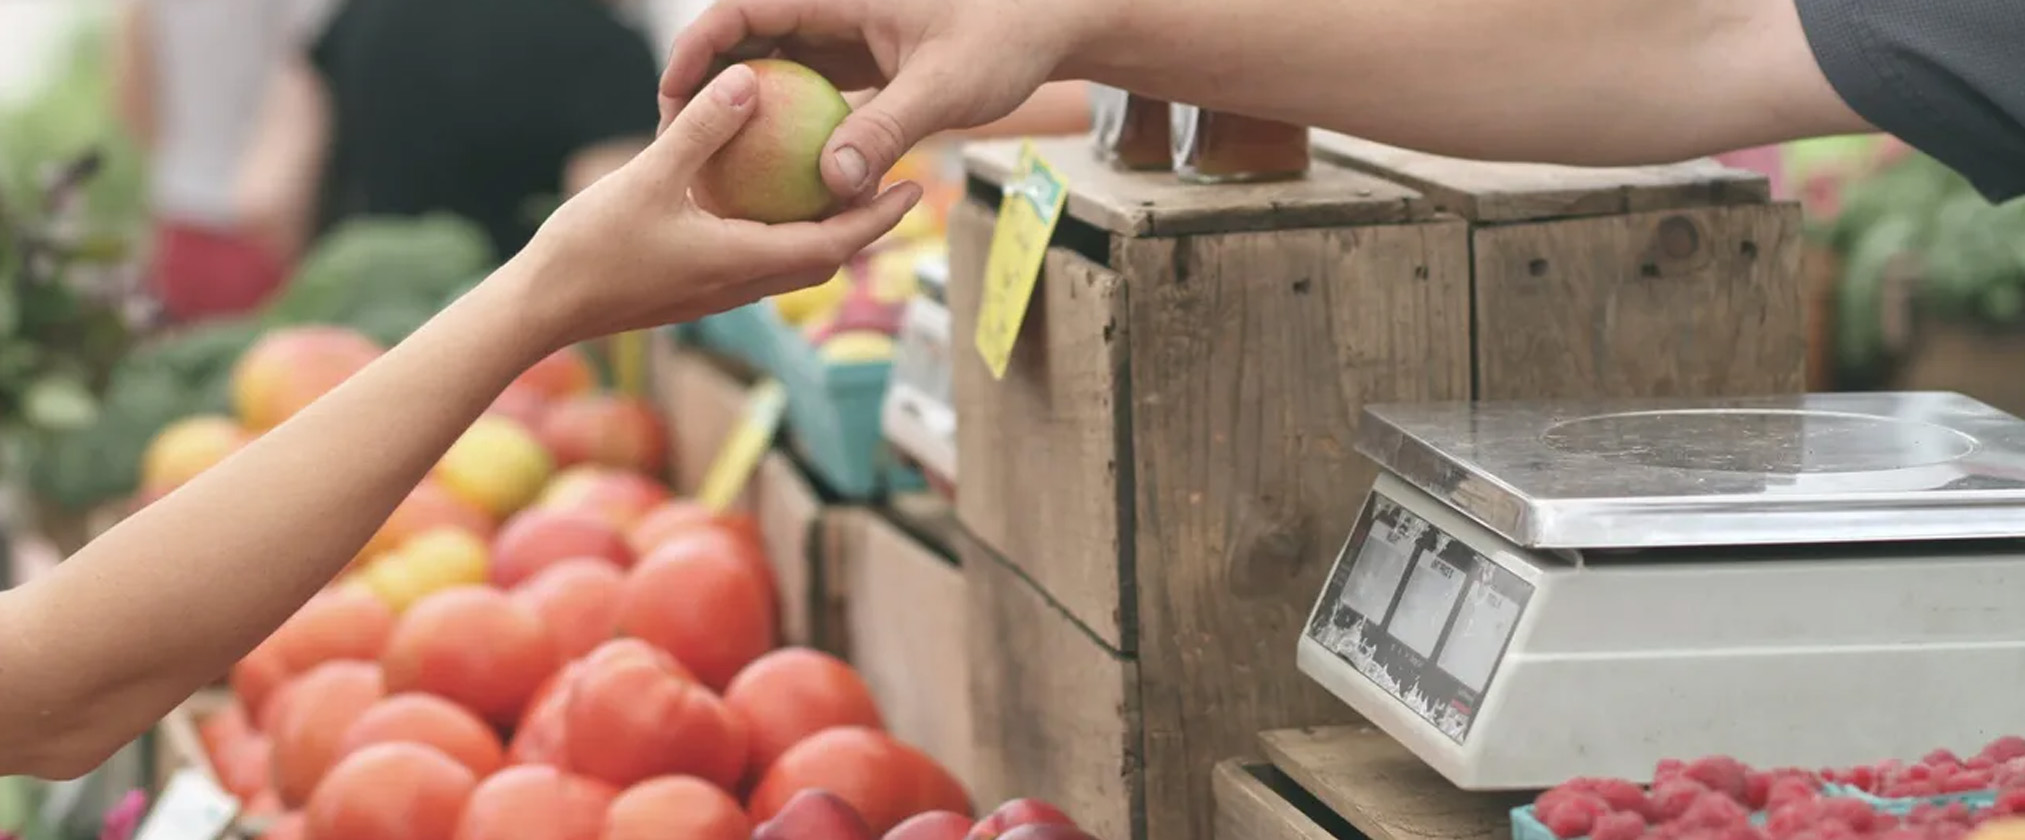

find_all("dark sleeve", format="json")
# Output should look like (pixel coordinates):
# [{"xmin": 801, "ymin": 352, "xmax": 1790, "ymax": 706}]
[
  {"xmin": 1795, "ymin": 0, "xmax": 2025, "ymax": 204},
  {"xmin": 551, "ymin": 15, "xmax": 662, "ymax": 153}
]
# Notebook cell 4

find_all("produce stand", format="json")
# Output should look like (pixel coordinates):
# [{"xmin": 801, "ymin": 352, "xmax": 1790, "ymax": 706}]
[{"xmin": 946, "ymin": 133, "xmax": 1804, "ymax": 840}]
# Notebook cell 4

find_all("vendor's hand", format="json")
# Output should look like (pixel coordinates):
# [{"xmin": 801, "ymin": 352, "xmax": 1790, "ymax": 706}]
[
  {"xmin": 659, "ymin": 0, "xmax": 1109, "ymax": 200},
  {"xmin": 516, "ymin": 63, "xmax": 924, "ymax": 349}
]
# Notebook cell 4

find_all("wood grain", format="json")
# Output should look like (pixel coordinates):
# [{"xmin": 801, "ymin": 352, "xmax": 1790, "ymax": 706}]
[
  {"xmin": 948, "ymin": 197, "xmax": 1133, "ymax": 648},
  {"xmin": 649, "ymin": 333, "xmax": 758, "ymax": 499},
  {"xmin": 1120, "ymin": 218, "xmax": 1474, "ymax": 840},
  {"xmin": 1260, "ymin": 727, "xmax": 1528, "ymax": 840},
  {"xmin": 958, "ymin": 527, "xmax": 1139, "ymax": 840},
  {"xmin": 1214, "ymin": 761, "xmax": 1360, "ymax": 840},
  {"xmin": 963, "ymin": 138, "xmax": 1426, "ymax": 238},
  {"xmin": 1309, "ymin": 131, "xmax": 1770, "ymax": 223},
  {"xmin": 836, "ymin": 507, "xmax": 976, "ymax": 787},
  {"xmin": 753, "ymin": 452, "xmax": 827, "ymax": 647},
  {"xmin": 1472, "ymin": 204, "xmax": 1808, "ymax": 399}
]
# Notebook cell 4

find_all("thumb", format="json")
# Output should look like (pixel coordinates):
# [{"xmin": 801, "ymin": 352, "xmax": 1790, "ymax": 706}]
[
  {"xmin": 820, "ymin": 61, "xmax": 964, "ymax": 198},
  {"xmin": 646, "ymin": 64, "xmax": 760, "ymax": 180}
]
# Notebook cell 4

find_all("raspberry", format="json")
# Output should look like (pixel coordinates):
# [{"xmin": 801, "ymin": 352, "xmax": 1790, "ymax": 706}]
[
  {"xmin": 1649, "ymin": 781, "xmax": 1714, "ymax": 823},
  {"xmin": 1970, "ymin": 756, "xmax": 1999, "ymax": 771},
  {"xmin": 1765, "ymin": 801, "xmax": 1832, "ymax": 840},
  {"xmin": 1924, "ymin": 750, "xmax": 1965, "ymax": 770},
  {"xmin": 1540, "ymin": 793, "xmax": 1614, "ymax": 839},
  {"xmin": 1982, "ymin": 737, "xmax": 2025, "ymax": 763},
  {"xmin": 1876, "ymin": 829, "xmax": 1928, "ymax": 840},
  {"xmin": 1685, "ymin": 757, "xmax": 1754, "ymax": 804},
  {"xmin": 1939, "ymin": 768, "xmax": 1994, "ymax": 793},
  {"xmin": 1560, "ymin": 778, "xmax": 1651, "ymax": 814},
  {"xmin": 1678, "ymin": 792, "xmax": 1751, "ymax": 830},
  {"xmin": 1654, "ymin": 760, "xmax": 1688, "ymax": 786},
  {"xmin": 1821, "ymin": 798, "xmax": 1883, "ymax": 832},
  {"xmin": 1766, "ymin": 778, "xmax": 1821, "ymax": 811},
  {"xmin": 1882, "ymin": 781, "xmax": 1940, "ymax": 798},
  {"xmin": 1993, "ymin": 789, "xmax": 2025, "ymax": 815},
  {"xmin": 1591, "ymin": 811, "xmax": 1648, "ymax": 840}
]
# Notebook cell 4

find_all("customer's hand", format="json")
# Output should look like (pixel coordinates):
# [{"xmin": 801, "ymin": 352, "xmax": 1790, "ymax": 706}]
[
  {"xmin": 516, "ymin": 63, "xmax": 924, "ymax": 349},
  {"xmin": 659, "ymin": 0, "xmax": 1109, "ymax": 200}
]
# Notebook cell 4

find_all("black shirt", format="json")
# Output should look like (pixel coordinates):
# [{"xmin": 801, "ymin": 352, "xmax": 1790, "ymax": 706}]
[
  {"xmin": 1797, "ymin": 0, "xmax": 2025, "ymax": 204},
  {"xmin": 308, "ymin": 0, "xmax": 660, "ymax": 257}
]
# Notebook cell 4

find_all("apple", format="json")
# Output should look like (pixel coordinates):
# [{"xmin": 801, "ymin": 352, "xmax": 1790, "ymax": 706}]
[
  {"xmin": 967, "ymin": 799, "xmax": 1077, "ymax": 840},
  {"xmin": 694, "ymin": 59, "xmax": 853, "ymax": 224},
  {"xmin": 753, "ymin": 789, "xmax": 876, "ymax": 840}
]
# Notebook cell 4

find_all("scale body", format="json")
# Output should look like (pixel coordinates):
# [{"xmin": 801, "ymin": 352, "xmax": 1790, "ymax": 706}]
[
  {"xmin": 880, "ymin": 253, "xmax": 957, "ymax": 495},
  {"xmin": 1297, "ymin": 392, "xmax": 2025, "ymax": 791}
]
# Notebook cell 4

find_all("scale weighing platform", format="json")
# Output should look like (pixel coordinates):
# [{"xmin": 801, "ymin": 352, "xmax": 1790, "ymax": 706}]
[{"xmin": 1298, "ymin": 392, "xmax": 2025, "ymax": 791}]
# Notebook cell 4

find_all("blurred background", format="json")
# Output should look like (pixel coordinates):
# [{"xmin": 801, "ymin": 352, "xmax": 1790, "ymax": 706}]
[{"xmin": 3, "ymin": 0, "xmax": 2023, "ymax": 531}]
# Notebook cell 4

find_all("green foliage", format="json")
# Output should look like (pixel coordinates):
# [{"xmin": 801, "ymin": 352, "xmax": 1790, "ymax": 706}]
[
  {"xmin": 25, "ymin": 214, "xmax": 497, "ymax": 509},
  {"xmin": 1825, "ymin": 152, "xmax": 2025, "ymax": 380}
]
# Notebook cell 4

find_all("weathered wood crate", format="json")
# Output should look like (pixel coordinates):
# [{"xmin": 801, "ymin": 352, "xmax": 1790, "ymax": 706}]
[
  {"xmin": 828, "ymin": 495, "xmax": 975, "ymax": 790},
  {"xmin": 1215, "ymin": 726, "xmax": 1524, "ymax": 840},
  {"xmin": 946, "ymin": 135, "xmax": 1805, "ymax": 840}
]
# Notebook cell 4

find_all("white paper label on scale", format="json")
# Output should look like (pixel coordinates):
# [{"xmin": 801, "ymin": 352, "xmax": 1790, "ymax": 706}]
[
  {"xmin": 1305, "ymin": 493, "xmax": 1535, "ymax": 744},
  {"xmin": 132, "ymin": 768, "xmax": 239, "ymax": 840}
]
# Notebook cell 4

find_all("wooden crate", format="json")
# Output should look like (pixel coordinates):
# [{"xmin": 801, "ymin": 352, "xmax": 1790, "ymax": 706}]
[
  {"xmin": 828, "ymin": 495, "xmax": 974, "ymax": 789},
  {"xmin": 946, "ymin": 136, "xmax": 1805, "ymax": 840},
  {"xmin": 1213, "ymin": 760, "xmax": 1360, "ymax": 840},
  {"xmin": 1307, "ymin": 132, "xmax": 1806, "ymax": 400},
  {"xmin": 752, "ymin": 450, "xmax": 853, "ymax": 649},
  {"xmin": 1243, "ymin": 726, "xmax": 1526, "ymax": 840}
]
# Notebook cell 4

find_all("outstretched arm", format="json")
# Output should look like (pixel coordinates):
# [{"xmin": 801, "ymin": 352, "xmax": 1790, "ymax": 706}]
[
  {"xmin": 663, "ymin": 0, "xmax": 1873, "ymax": 198},
  {"xmin": 0, "ymin": 64, "xmax": 923, "ymax": 780}
]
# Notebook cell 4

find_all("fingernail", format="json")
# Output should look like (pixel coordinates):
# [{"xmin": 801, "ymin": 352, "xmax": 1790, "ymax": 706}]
[
  {"xmin": 832, "ymin": 146, "xmax": 869, "ymax": 192},
  {"xmin": 712, "ymin": 64, "xmax": 756, "ymax": 107}
]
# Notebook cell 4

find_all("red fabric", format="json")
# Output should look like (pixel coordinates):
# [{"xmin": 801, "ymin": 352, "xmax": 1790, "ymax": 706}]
[{"xmin": 147, "ymin": 221, "xmax": 289, "ymax": 323}]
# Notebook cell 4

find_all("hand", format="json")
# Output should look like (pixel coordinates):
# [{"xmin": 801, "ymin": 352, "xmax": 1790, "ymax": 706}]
[
  {"xmin": 659, "ymin": 0, "xmax": 1110, "ymax": 200},
  {"xmin": 514, "ymin": 63, "xmax": 925, "ymax": 349}
]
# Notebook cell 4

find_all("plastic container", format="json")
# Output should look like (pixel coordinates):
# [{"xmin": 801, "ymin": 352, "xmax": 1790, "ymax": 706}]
[
  {"xmin": 687, "ymin": 303, "xmax": 780, "ymax": 374},
  {"xmin": 755, "ymin": 303, "xmax": 926, "ymax": 500}
]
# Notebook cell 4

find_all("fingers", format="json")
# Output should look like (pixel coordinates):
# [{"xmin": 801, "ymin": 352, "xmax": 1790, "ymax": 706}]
[
  {"xmin": 820, "ymin": 62, "xmax": 965, "ymax": 198},
  {"xmin": 645, "ymin": 64, "xmax": 760, "ymax": 181},
  {"xmin": 662, "ymin": 0, "xmax": 797, "ymax": 106},
  {"xmin": 729, "ymin": 181, "xmax": 926, "ymax": 273}
]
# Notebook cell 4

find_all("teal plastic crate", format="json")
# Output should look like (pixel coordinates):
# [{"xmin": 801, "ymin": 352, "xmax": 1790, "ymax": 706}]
[
  {"xmin": 1513, "ymin": 786, "xmax": 2004, "ymax": 840},
  {"xmin": 688, "ymin": 303, "xmax": 780, "ymax": 374},
  {"xmin": 758, "ymin": 305, "xmax": 925, "ymax": 500}
]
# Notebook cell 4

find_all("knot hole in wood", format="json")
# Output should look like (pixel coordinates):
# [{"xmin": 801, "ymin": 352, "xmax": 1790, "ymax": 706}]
[
  {"xmin": 1226, "ymin": 496, "xmax": 1314, "ymax": 598},
  {"xmin": 1638, "ymin": 214, "xmax": 1711, "ymax": 280}
]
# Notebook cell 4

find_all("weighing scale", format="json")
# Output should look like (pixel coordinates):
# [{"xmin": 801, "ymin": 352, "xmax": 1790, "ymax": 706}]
[
  {"xmin": 1297, "ymin": 392, "xmax": 2025, "ymax": 791},
  {"xmin": 880, "ymin": 253, "xmax": 957, "ymax": 492}
]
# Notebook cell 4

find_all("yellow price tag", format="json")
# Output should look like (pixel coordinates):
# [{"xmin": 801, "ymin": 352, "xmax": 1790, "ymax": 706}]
[
  {"xmin": 612, "ymin": 330, "xmax": 648, "ymax": 397},
  {"xmin": 695, "ymin": 378, "xmax": 787, "ymax": 513},
  {"xmin": 974, "ymin": 141, "xmax": 1069, "ymax": 380}
]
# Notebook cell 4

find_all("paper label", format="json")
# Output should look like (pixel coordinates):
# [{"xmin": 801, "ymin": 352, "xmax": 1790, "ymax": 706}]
[
  {"xmin": 132, "ymin": 770, "xmax": 238, "ymax": 840},
  {"xmin": 974, "ymin": 142, "xmax": 1069, "ymax": 380}
]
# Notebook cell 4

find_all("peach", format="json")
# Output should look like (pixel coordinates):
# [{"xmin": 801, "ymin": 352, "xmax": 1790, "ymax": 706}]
[
  {"xmin": 139, "ymin": 415, "xmax": 249, "ymax": 496},
  {"xmin": 536, "ymin": 394, "xmax": 669, "ymax": 476},
  {"xmin": 512, "ymin": 346, "xmax": 598, "ymax": 401},
  {"xmin": 491, "ymin": 509, "xmax": 632, "ymax": 588},
  {"xmin": 694, "ymin": 59, "xmax": 852, "ymax": 224},
  {"xmin": 436, "ymin": 416, "xmax": 554, "ymax": 517},
  {"xmin": 537, "ymin": 466, "xmax": 670, "ymax": 530},
  {"xmin": 231, "ymin": 326, "xmax": 382, "ymax": 431}
]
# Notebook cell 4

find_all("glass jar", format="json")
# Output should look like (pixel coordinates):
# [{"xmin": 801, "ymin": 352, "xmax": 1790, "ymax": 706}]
[
  {"xmin": 1090, "ymin": 85, "xmax": 1173, "ymax": 171},
  {"xmin": 1171, "ymin": 103, "xmax": 1310, "ymax": 183}
]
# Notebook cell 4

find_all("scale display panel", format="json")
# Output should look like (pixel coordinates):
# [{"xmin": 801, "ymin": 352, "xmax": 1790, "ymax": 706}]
[{"xmin": 1305, "ymin": 491, "xmax": 1534, "ymax": 744}]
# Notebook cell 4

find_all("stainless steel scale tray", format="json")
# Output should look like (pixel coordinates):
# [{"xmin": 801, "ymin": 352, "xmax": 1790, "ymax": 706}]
[{"xmin": 1357, "ymin": 392, "xmax": 2025, "ymax": 550}]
